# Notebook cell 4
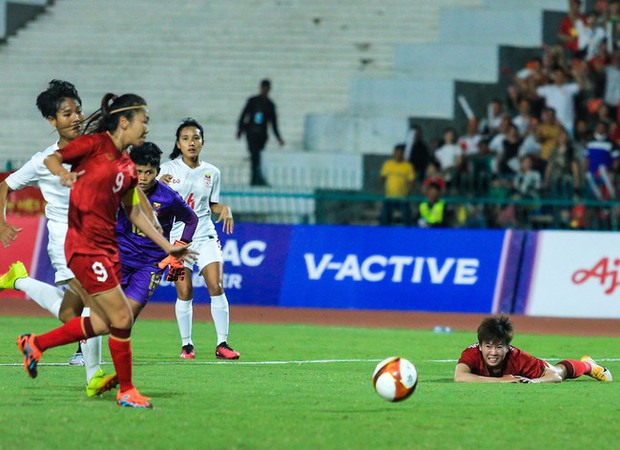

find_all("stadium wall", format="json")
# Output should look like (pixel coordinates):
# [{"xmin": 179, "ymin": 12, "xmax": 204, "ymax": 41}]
[{"xmin": 4, "ymin": 219, "xmax": 619, "ymax": 319}]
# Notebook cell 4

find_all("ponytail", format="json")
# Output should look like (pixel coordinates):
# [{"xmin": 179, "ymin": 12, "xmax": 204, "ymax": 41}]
[{"xmin": 83, "ymin": 93, "xmax": 146, "ymax": 135}]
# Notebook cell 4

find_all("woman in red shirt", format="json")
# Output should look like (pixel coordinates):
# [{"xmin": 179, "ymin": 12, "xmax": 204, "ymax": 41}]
[
  {"xmin": 17, "ymin": 93, "xmax": 195, "ymax": 408},
  {"xmin": 455, "ymin": 315, "xmax": 612, "ymax": 383}
]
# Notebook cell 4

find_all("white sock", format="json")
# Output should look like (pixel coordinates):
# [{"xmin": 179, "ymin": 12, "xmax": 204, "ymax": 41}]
[
  {"xmin": 80, "ymin": 307, "xmax": 102, "ymax": 383},
  {"xmin": 175, "ymin": 298, "xmax": 193, "ymax": 346},
  {"xmin": 210, "ymin": 293, "xmax": 229, "ymax": 345},
  {"xmin": 82, "ymin": 336, "xmax": 102, "ymax": 383},
  {"xmin": 14, "ymin": 276, "xmax": 63, "ymax": 319}
]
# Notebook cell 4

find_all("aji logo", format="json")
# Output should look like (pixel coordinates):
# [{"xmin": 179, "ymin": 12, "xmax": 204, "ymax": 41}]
[
  {"xmin": 572, "ymin": 257, "xmax": 620, "ymax": 295},
  {"xmin": 204, "ymin": 173, "xmax": 212, "ymax": 188}
]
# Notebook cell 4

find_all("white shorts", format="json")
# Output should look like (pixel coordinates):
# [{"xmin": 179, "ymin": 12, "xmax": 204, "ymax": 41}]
[
  {"xmin": 46, "ymin": 220, "xmax": 75, "ymax": 284},
  {"xmin": 184, "ymin": 236, "xmax": 223, "ymax": 273}
]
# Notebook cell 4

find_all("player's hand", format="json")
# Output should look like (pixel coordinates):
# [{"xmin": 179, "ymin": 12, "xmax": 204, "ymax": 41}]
[
  {"xmin": 501, "ymin": 375, "xmax": 525, "ymax": 383},
  {"xmin": 0, "ymin": 222, "xmax": 22, "ymax": 247},
  {"xmin": 166, "ymin": 239, "xmax": 198, "ymax": 265},
  {"xmin": 59, "ymin": 170, "xmax": 85, "ymax": 188},
  {"xmin": 513, "ymin": 375, "xmax": 534, "ymax": 383},
  {"xmin": 158, "ymin": 254, "xmax": 185, "ymax": 281},
  {"xmin": 215, "ymin": 205, "xmax": 234, "ymax": 234},
  {"xmin": 160, "ymin": 174, "xmax": 172, "ymax": 185}
]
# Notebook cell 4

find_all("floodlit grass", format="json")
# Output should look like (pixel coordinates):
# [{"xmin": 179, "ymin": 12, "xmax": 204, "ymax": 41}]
[{"xmin": 1, "ymin": 316, "xmax": 619, "ymax": 450}]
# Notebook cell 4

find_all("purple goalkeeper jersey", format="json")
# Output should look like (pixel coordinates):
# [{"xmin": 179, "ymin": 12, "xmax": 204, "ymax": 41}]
[{"xmin": 117, "ymin": 181, "xmax": 198, "ymax": 269}]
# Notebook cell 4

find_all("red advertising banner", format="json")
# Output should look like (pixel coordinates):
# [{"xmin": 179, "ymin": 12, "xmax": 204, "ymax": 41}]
[
  {"xmin": 0, "ymin": 216, "xmax": 45, "ymax": 299},
  {"xmin": 0, "ymin": 171, "xmax": 45, "ymax": 216}
]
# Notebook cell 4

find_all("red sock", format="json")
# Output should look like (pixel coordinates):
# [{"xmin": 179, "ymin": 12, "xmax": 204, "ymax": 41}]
[
  {"xmin": 557, "ymin": 359, "xmax": 591, "ymax": 378},
  {"xmin": 109, "ymin": 327, "xmax": 134, "ymax": 392},
  {"xmin": 35, "ymin": 317, "xmax": 95, "ymax": 351}
]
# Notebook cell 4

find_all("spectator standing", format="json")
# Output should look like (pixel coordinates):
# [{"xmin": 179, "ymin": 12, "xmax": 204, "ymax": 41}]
[
  {"xmin": 537, "ymin": 107, "xmax": 563, "ymax": 165},
  {"xmin": 421, "ymin": 160, "xmax": 446, "ymax": 193},
  {"xmin": 545, "ymin": 128, "xmax": 582, "ymax": 196},
  {"xmin": 536, "ymin": 67, "xmax": 583, "ymax": 135},
  {"xmin": 608, "ymin": 0, "xmax": 620, "ymax": 51},
  {"xmin": 558, "ymin": 0, "xmax": 585, "ymax": 57},
  {"xmin": 458, "ymin": 118, "xmax": 482, "ymax": 156},
  {"xmin": 480, "ymin": 99, "xmax": 505, "ymax": 136},
  {"xmin": 468, "ymin": 137, "xmax": 494, "ymax": 195},
  {"xmin": 584, "ymin": 121, "xmax": 620, "ymax": 199},
  {"xmin": 512, "ymin": 99, "xmax": 534, "ymax": 136},
  {"xmin": 575, "ymin": 10, "xmax": 607, "ymax": 61},
  {"xmin": 603, "ymin": 49, "xmax": 620, "ymax": 119},
  {"xmin": 404, "ymin": 122, "xmax": 431, "ymax": 181},
  {"xmin": 379, "ymin": 144, "xmax": 414, "ymax": 226},
  {"xmin": 497, "ymin": 123, "xmax": 523, "ymax": 179},
  {"xmin": 518, "ymin": 118, "xmax": 543, "ymax": 162},
  {"xmin": 434, "ymin": 127, "xmax": 464, "ymax": 188},
  {"xmin": 236, "ymin": 79, "xmax": 285, "ymax": 186},
  {"xmin": 418, "ymin": 181, "xmax": 447, "ymax": 228},
  {"xmin": 513, "ymin": 155, "xmax": 542, "ymax": 199}
]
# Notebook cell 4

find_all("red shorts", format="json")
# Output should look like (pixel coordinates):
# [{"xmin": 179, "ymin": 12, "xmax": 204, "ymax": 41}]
[{"xmin": 68, "ymin": 254, "xmax": 121, "ymax": 295}]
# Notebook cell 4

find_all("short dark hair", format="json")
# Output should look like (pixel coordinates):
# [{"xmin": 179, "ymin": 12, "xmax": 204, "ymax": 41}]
[
  {"xmin": 261, "ymin": 79, "xmax": 271, "ymax": 89},
  {"xmin": 394, "ymin": 143, "xmax": 406, "ymax": 152},
  {"xmin": 130, "ymin": 142, "xmax": 162, "ymax": 168},
  {"xmin": 477, "ymin": 315, "xmax": 514, "ymax": 346},
  {"xmin": 35, "ymin": 79, "xmax": 82, "ymax": 118}
]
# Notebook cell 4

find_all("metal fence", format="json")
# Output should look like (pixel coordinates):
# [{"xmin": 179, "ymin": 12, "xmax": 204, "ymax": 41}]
[{"xmin": 223, "ymin": 187, "xmax": 620, "ymax": 231}]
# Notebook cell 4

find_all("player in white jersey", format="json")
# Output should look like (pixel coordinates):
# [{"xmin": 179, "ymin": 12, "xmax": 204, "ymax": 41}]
[
  {"xmin": 159, "ymin": 118, "xmax": 239, "ymax": 360},
  {"xmin": 0, "ymin": 80, "xmax": 117, "ymax": 396}
]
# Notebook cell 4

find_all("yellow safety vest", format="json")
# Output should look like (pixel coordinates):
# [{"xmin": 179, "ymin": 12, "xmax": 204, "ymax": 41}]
[{"xmin": 419, "ymin": 200, "xmax": 445, "ymax": 225}]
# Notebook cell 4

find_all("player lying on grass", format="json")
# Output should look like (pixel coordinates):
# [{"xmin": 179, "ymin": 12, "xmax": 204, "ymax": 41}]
[{"xmin": 454, "ymin": 315, "xmax": 613, "ymax": 383}]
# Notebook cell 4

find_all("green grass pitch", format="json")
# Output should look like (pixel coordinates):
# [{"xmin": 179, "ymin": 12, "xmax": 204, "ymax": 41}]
[{"xmin": 1, "ymin": 315, "xmax": 618, "ymax": 450}]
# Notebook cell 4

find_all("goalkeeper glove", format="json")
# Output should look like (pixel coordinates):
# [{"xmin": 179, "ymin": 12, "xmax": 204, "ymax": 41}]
[{"xmin": 158, "ymin": 240, "xmax": 188, "ymax": 281}]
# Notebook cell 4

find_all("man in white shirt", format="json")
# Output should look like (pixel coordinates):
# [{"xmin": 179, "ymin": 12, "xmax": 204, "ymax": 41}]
[{"xmin": 536, "ymin": 68, "xmax": 583, "ymax": 135}]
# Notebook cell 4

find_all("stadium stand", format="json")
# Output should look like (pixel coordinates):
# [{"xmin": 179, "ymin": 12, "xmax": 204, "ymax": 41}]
[{"xmin": 0, "ymin": 0, "xmax": 480, "ymax": 188}]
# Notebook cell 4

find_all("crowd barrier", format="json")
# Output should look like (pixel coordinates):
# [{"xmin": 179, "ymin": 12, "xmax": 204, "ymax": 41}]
[{"xmin": 3, "ymin": 218, "xmax": 619, "ymax": 319}]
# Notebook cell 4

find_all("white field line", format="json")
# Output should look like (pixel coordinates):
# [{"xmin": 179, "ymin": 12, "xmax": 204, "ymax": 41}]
[{"xmin": 1, "ymin": 357, "xmax": 620, "ymax": 368}]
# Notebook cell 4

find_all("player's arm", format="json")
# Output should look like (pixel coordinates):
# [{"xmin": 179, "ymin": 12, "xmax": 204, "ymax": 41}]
[
  {"xmin": 210, "ymin": 202, "xmax": 234, "ymax": 234},
  {"xmin": 0, "ymin": 180, "xmax": 22, "ymax": 246},
  {"xmin": 530, "ymin": 366, "xmax": 563, "ymax": 384},
  {"xmin": 122, "ymin": 187, "xmax": 196, "ymax": 261},
  {"xmin": 43, "ymin": 151, "xmax": 83, "ymax": 188},
  {"xmin": 172, "ymin": 195, "xmax": 199, "ymax": 243},
  {"xmin": 137, "ymin": 187, "xmax": 163, "ymax": 234},
  {"xmin": 454, "ymin": 363, "xmax": 524, "ymax": 383}
]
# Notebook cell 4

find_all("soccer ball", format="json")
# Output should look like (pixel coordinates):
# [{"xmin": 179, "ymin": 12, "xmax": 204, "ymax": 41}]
[{"xmin": 372, "ymin": 356, "xmax": 418, "ymax": 402}]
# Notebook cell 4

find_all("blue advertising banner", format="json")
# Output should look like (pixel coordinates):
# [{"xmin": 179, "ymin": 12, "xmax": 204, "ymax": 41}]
[
  {"xmin": 151, "ymin": 223, "xmax": 293, "ymax": 305},
  {"xmin": 279, "ymin": 225, "xmax": 507, "ymax": 313}
]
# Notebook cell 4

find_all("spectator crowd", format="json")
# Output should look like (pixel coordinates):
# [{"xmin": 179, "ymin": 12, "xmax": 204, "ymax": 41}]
[{"xmin": 385, "ymin": 0, "xmax": 620, "ymax": 230}]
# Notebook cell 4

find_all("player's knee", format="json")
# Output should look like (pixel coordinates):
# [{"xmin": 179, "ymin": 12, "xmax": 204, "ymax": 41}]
[
  {"xmin": 207, "ymin": 282, "xmax": 224, "ymax": 297},
  {"xmin": 58, "ymin": 307, "xmax": 79, "ymax": 324},
  {"xmin": 176, "ymin": 285, "xmax": 193, "ymax": 299}
]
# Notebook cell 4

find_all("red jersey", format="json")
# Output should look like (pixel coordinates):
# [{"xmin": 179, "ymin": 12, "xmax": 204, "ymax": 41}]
[
  {"xmin": 59, "ymin": 133, "xmax": 137, "ymax": 262},
  {"xmin": 458, "ymin": 343, "xmax": 547, "ymax": 379},
  {"xmin": 559, "ymin": 15, "xmax": 584, "ymax": 52}
]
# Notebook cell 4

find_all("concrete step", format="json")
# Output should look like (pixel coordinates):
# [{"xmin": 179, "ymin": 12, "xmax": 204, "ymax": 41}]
[
  {"xmin": 394, "ymin": 43, "xmax": 498, "ymax": 82},
  {"xmin": 439, "ymin": 8, "xmax": 543, "ymax": 46}
]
